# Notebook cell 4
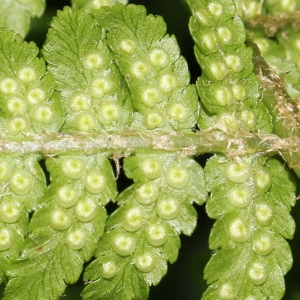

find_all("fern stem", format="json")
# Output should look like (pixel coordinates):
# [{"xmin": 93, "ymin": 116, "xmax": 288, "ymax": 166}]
[{"xmin": 0, "ymin": 130, "xmax": 298, "ymax": 161}]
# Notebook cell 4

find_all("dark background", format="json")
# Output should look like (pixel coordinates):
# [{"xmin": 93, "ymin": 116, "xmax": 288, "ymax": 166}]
[{"xmin": 16, "ymin": 1, "xmax": 300, "ymax": 299}]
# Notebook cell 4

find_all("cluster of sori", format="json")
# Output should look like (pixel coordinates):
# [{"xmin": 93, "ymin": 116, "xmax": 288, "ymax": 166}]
[
  {"xmin": 82, "ymin": 153, "xmax": 207, "ymax": 299},
  {"xmin": 43, "ymin": 7, "xmax": 132, "ymax": 133},
  {"xmin": 234, "ymin": 0, "xmax": 300, "ymax": 18},
  {"xmin": 1, "ymin": 5, "xmax": 205, "ymax": 299},
  {"xmin": 0, "ymin": 31, "xmax": 62, "ymax": 137},
  {"xmin": 94, "ymin": 4, "xmax": 200, "ymax": 131},
  {"xmin": 0, "ymin": 154, "xmax": 45, "ymax": 282},
  {"xmin": 187, "ymin": 0, "xmax": 272, "ymax": 133},
  {"xmin": 203, "ymin": 154, "xmax": 295, "ymax": 299},
  {"xmin": 3, "ymin": 153, "xmax": 117, "ymax": 298},
  {"xmin": 44, "ymin": 154, "xmax": 115, "ymax": 250}
]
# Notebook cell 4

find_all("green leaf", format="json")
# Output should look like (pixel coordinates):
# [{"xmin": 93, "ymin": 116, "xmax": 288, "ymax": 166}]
[
  {"xmin": 43, "ymin": 7, "xmax": 132, "ymax": 132},
  {"xmin": 83, "ymin": 153, "xmax": 206, "ymax": 299},
  {"xmin": 4, "ymin": 243, "xmax": 82, "ymax": 300},
  {"xmin": 4, "ymin": 153, "xmax": 116, "ymax": 299},
  {"xmin": 83, "ymin": 262, "xmax": 149, "ymax": 300},
  {"xmin": 186, "ymin": 0, "xmax": 272, "ymax": 134},
  {"xmin": 203, "ymin": 154, "xmax": 296, "ymax": 299},
  {"xmin": 0, "ymin": 28, "xmax": 63, "ymax": 136},
  {"xmin": 0, "ymin": 0, "xmax": 45, "ymax": 37},
  {"xmin": 97, "ymin": 4, "xmax": 166, "ymax": 50},
  {"xmin": 94, "ymin": 4, "xmax": 199, "ymax": 131},
  {"xmin": 43, "ymin": 7, "xmax": 104, "ymax": 93},
  {"xmin": 204, "ymin": 245, "xmax": 246, "ymax": 285},
  {"xmin": 71, "ymin": 0, "xmax": 128, "ymax": 12},
  {"xmin": 168, "ymin": 200, "xmax": 198, "ymax": 236}
]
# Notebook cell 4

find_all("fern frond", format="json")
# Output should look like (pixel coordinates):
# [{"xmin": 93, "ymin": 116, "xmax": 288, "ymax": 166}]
[
  {"xmin": 82, "ymin": 4, "xmax": 207, "ymax": 299},
  {"xmin": 185, "ymin": 0, "xmax": 297, "ymax": 299},
  {"xmin": 3, "ymin": 8, "xmax": 121, "ymax": 299},
  {"xmin": 0, "ymin": 1, "xmax": 298, "ymax": 299}
]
